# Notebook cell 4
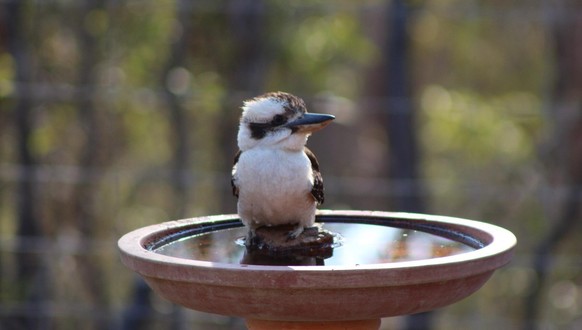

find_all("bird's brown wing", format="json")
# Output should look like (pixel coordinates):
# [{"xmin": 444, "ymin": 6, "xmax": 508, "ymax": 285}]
[
  {"xmin": 231, "ymin": 150, "xmax": 241, "ymax": 198},
  {"xmin": 305, "ymin": 147, "xmax": 324, "ymax": 205}
]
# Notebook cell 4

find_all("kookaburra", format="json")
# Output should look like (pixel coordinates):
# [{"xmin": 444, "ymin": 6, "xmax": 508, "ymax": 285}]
[{"xmin": 231, "ymin": 92, "xmax": 334, "ymax": 239}]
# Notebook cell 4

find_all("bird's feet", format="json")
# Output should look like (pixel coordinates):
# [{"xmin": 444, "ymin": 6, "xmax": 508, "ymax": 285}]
[
  {"xmin": 286, "ymin": 225, "xmax": 319, "ymax": 241},
  {"xmin": 286, "ymin": 224, "xmax": 305, "ymax": 241},
  {"xmin": 244, "ymin": 228, "xmax": 258, "ymax": 247}
]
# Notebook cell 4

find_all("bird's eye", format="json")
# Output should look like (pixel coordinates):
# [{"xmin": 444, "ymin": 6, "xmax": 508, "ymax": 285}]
[{"xmin": 272, "ymin": 114, "xmax": 286, "ymax": 126}]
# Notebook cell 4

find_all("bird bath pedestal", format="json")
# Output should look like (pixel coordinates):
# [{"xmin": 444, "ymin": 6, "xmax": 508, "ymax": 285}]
[{"xmin": 118, "ymin": 210, "xmax": 516, "ymax": 330}]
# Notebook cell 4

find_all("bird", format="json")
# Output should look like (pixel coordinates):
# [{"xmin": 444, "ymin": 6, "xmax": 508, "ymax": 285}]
[{"xmin": 231, "ymin": 92, "xmax": 335, "ymax": 240}]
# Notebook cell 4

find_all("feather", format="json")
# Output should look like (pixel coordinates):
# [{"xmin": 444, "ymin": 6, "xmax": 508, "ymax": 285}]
[
  {"xmin": 231, "ymin": 150, "xmax": 241, "ymax": 198},
  {"xmin": 305, "ymin": 147, "xmax": 324, "ymax": 205}
]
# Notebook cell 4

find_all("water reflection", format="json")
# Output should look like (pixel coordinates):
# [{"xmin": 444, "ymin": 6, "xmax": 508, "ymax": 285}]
[
  {"xmin": 240, "ymin": 250, "xmax": 327, "ymax": 266},
  {"xmin": 154, "ymin": 223, "xmax": 476, "ymax": 266}
]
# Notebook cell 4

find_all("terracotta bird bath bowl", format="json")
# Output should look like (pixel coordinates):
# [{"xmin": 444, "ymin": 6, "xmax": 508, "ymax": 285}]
[{"xmin": 118, "ymin": 210, "xmax": 516, "ymax": 329}]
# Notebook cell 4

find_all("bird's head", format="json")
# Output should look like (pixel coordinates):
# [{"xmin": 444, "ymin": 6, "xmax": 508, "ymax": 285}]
[{"xmin": 237, "ymin": 92, "xmax": 335, "ymax": 151}]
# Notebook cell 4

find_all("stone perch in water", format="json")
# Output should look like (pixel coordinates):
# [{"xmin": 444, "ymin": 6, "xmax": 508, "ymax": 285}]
[{"xmin": 242, "ymin": 224, "xmax": 336, "ymax": 265}]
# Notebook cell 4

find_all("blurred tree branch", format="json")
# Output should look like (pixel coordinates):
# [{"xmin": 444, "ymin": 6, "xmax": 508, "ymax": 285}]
[
  {"xmin": 363, "ymin": 0, "xmax": 429, "ymax": 327},
  {"xmin": 523, "ymin": 0, "xmax": 582, "ymax": 328},
  {"xmin": 162, "ymin": 0, "xmax": 194, "ymax": 221},
  {"xmin": 70, "ymin": 1, "xmax": 112, "ymax": 329},
  {"xmin": 122, "ymin": 1, "xmax": 195, "ymax": 329},
  {"xmin": 4, "ymin": 0, "xmax": 38, "ymax": 280},
  {"xmin": 2, "ymin": 1, "xmax": 48, "ymax": 329},
  {"xmin": 384, "ymin": 2, "xmax": 430, "ymax": 329},
  {"xmin": 385, "ymin": 0, "xmax": 425, "ymax": 216},
  {"xmin": 162, "ymin": 2, "xmax": 194, "ymax": 329}
]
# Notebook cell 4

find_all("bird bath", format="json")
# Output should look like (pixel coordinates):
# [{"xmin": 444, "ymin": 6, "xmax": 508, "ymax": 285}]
[{"xmin": 118, "ymin": 210, "xmax": 516, "ymax": 330}]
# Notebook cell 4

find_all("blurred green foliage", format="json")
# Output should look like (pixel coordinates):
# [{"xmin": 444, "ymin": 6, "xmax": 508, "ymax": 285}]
[{"xmin": 1, "ymin": 0, "xmax": 580, "ymax": 329}]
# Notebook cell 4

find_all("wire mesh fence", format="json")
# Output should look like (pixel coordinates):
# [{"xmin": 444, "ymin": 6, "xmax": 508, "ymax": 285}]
[{"xmin": 1, "ymin": 0, "xmax": 581, "ymax": 329}]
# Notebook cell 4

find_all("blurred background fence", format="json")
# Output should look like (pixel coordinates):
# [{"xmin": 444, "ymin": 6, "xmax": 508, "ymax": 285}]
[{"xmin": 1, "ymin": 0, "xmax": 581, "ymax": 329}]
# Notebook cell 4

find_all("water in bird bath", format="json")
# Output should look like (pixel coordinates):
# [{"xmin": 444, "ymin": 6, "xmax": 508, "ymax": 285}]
[{"xmin": 153, "ymin": 223, "xmax": 476, "ymax": 266}]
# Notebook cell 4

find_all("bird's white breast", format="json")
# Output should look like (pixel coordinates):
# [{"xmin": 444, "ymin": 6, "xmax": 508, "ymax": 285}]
[{"xmin": 235, "ymin": 148, "xmax": 316, "ymax": 228}]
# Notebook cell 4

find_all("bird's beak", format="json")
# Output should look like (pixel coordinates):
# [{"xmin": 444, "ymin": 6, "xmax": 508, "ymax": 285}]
[{"xmin": 285, "ymin": 113, "xmax": 335, "ymax": 133}]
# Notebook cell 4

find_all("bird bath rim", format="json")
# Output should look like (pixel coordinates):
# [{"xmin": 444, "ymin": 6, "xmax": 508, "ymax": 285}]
[
  {"xmin": 118, "ymin": 210, "xmax": 516, "ymax": 323},
  {"xmin": 118, "ymin": 210, "xmax": 516, "ymax": 285}
]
